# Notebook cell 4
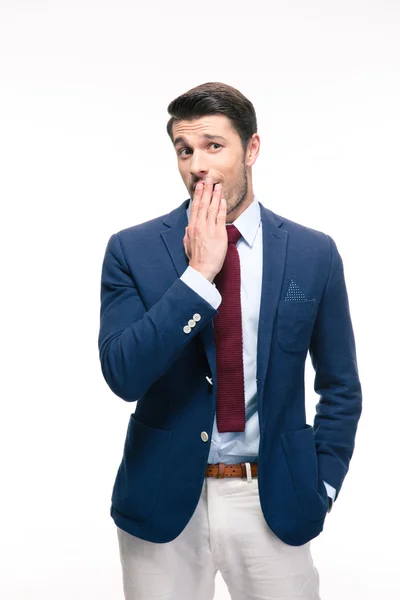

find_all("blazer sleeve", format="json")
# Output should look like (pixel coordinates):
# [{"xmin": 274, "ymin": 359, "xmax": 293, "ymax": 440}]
[
  {"xmin": 98, "ymin": 232, "xmax": 218, "ymax": 402},
  {"xmin": 308, "ymin": 234, "xmax": 362, "ymax": 500}
]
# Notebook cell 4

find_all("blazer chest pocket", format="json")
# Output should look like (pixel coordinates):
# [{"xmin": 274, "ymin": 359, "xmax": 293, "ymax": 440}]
[{"xmin": 277, "ymin": 298, "xmax": 317, "ymax": 353}]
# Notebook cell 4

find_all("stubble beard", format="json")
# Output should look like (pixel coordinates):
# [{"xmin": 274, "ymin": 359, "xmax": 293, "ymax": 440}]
[{"xmin": 226, "ymin": 163, "xmax": 248, "ymax": 217}]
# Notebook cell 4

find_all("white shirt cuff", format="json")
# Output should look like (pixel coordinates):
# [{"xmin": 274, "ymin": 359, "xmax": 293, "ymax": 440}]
[
  {"xmin": 323, "ymin": 480, "xmax": 337, "ymax": 502},
  {"xmin": 180, "ymin": 266, "xmax": 222, "ymax": 310}
]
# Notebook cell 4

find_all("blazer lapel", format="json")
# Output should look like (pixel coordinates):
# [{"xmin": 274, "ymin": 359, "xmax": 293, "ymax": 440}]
[
  {"xmin": 256, "ymin": 203, "xmax": 287, "ymax": 425},
  {"xmin": 160, "ymin": 199, "xmax": 288, "ymax": 413}
]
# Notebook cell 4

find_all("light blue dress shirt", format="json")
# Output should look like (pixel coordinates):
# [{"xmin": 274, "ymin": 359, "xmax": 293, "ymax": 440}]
[{"xmin": 180, "ymin": 195, "xmax": 336, "ymax": 503}]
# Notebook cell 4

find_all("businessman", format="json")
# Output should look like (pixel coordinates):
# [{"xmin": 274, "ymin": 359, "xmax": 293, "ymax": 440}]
[{"xmin": 98, "ymin": 81, "xmax": 362, "ymax": 599}]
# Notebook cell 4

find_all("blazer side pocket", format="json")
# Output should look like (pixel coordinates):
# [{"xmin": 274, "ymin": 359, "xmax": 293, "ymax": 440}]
[
  {"xmin": 111, "ymin": 413, "xmax": 172, "ymax": 522},
  {"xmin": 281, "ymin": 424, "xmax": 328, "ymax": 522}
]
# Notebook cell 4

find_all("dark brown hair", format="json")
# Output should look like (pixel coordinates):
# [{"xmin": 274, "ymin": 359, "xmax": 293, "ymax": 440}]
[{"xmin": 166, "ymin": 82, "xmax": 257, "ymax": 155}]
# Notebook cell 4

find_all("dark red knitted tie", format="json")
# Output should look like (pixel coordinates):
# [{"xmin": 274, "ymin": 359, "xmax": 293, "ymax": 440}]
[{"xmin": 213, "ymin": 224, "xmax": 245, "ymax": 432}]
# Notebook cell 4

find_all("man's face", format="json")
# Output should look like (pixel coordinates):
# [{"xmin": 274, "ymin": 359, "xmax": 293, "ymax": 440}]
[{"xmin": 172, "ymin": 114, "xmax": 251, "ymax": 220}]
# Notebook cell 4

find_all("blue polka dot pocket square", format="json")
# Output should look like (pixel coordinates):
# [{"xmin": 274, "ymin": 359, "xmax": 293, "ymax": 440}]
[{"xmin": 284, "ymin": 279, "xmax": 308, "ymax": 301}]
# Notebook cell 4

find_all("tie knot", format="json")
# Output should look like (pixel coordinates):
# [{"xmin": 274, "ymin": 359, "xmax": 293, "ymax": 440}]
[{"xmin": 226, "ymin": 224, "xmax": 241, "ymax": 245}]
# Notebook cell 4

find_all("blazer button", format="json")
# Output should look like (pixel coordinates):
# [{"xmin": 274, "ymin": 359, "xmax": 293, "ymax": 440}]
[
  {"xmin": 188, "ymin": 319, "xmax": 196, "ymax": 328},
  {"xmin": 193, "ymin": 313, "xmax": 201, "ymax": 322},
  {"xmin": 183, "ymin": 325, "xmax": 191, "ymax": 334},
  {"xmin": 201, "ymin": 431, "xmax": 209, "ymax": 442}
]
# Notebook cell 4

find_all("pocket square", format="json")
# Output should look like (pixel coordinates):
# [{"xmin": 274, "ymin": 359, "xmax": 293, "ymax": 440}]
[{"xmin": 284, "ymin": 279, "xmax": 308, "ymax": 301}]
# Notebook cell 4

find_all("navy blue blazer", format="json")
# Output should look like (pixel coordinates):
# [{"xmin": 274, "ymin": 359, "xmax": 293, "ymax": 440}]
[{"xmin": 98, "ymin": 198, "xmax": 362, "ymax": 546}]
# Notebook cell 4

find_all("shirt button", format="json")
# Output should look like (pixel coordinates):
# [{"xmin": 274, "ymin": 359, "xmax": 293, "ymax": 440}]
[
  {"xmin": 201, "ymin": 431, "xmax": 209, "ymax": 442},
  {"xmin": 183, "ymin": 325, "xmax": 191, "ymax": 334},
  {"xmin": 193, "ymin": 313, "xmax": 201, "ymax": 322},
  {"xmin": 188, "ymin": 319, "xmax": 196, "ymax": 328}
]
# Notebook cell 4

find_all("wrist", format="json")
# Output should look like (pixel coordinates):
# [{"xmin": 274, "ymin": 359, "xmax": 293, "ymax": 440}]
[{"xmin": 189, "ymin": 264, "xmax": 215, "ymax": 283}]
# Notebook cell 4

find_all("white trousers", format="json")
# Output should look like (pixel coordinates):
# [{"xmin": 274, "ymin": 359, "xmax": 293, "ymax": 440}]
[{"xmin": 116, "ymin": 470, "xmax": 321, "ymax": 600}]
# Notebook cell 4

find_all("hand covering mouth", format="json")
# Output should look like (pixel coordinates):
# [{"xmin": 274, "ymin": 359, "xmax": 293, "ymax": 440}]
[{"xmin": 193, "ymin": 181, "xmax": 219, "ymax": 191}]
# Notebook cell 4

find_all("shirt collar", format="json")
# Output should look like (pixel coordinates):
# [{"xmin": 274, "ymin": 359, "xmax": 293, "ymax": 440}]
[{"xmin": 186, "ymin": 194, "xmax": 261, "ymax": 248}]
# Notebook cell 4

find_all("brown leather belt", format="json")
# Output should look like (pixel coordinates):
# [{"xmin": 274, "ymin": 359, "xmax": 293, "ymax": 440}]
[{"xmin": 205, "ymin": 462, "xmax": 258, "ymax": 478}]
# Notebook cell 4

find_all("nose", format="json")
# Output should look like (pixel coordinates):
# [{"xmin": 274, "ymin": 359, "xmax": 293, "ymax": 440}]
[{"xmin": 189, "ymin": 154, "xmax": 211, "ymax": 183}]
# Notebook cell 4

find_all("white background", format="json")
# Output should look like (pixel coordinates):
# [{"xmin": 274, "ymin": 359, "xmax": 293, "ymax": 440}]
[{"xmin": 1, "ymin": 1, "xmax": 399, "ymax": 598}]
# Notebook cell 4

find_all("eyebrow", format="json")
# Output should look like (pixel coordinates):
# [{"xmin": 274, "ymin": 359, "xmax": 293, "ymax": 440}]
[{"xmin": 173, "ymin": 134, "xmax": 228, "ymax": 148}]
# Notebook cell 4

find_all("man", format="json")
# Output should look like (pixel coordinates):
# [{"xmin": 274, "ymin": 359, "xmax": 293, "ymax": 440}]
[{"xmin": 98, "ymin": 81, "xmax": 362, "ymax": 599}]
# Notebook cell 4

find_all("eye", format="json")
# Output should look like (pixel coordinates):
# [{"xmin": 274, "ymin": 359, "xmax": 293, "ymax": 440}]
[{"xmin": 178, "ymin": 143, "xmax": 222, "ymax": 157}]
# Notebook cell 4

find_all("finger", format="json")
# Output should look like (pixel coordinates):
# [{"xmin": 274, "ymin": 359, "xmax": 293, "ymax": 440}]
[
  {"xmin": 183, "ymin": 233, "xmax": 188, "ymax": 257},
  {"xmin": 184, "ymin": 240, "xmax": 189, "ymax": 259},
  {"xmin": 207, "ymin": 183, "xmax": 222, "ymax": 226},
  {"xmin": 188, "ymin": 182, "xmax": 204, "ymax": 227},
  {"xmin": 196, "ymin": 178, "xmax": 214, "ymax": 226},
  {"xmin": 217, "ymin": 197, "xmax": 227, "ymax": 225}
]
